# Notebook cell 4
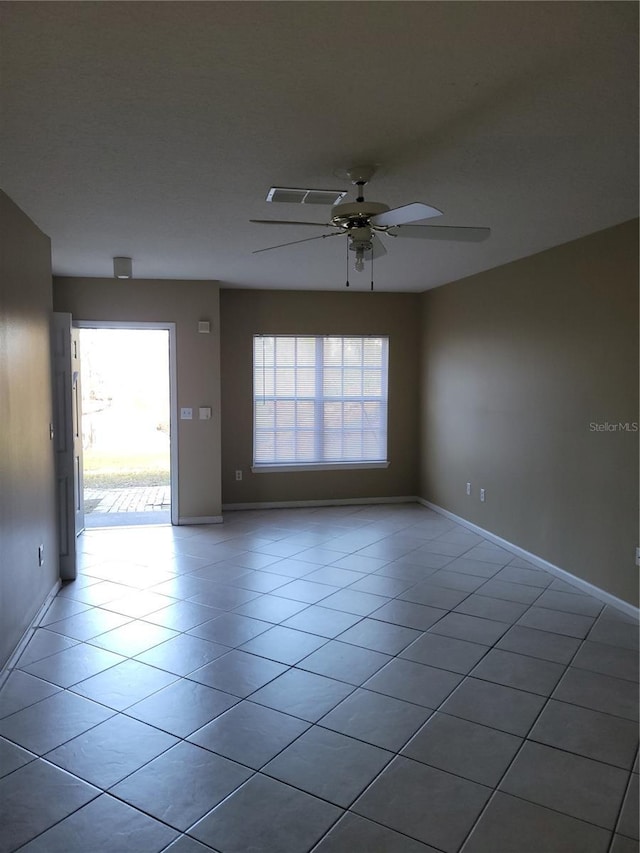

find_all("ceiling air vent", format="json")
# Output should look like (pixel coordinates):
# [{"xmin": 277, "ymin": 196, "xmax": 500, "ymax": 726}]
[{"xmin": 266, "ymin": 187, "xmax": 347, "ymax": 205}]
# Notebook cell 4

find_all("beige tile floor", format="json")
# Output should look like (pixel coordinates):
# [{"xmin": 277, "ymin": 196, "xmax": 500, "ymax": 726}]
[{"xmin": 0, "ymin": 503, "xmax": 638, "ymax": 852}]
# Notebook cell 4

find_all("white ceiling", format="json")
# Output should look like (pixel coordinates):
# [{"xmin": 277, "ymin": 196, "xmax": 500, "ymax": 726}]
[{"xmin": 1, "ymin": 2, "xmax": 637, "ymax": 292}]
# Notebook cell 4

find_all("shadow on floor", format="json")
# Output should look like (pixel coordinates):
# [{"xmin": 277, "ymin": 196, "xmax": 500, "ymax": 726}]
[{"xmin": 84, "ymin": 510, "xmax": 171, "ymax": 528}]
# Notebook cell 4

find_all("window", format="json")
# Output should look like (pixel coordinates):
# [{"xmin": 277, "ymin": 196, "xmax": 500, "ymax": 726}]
[{"xmin": 253, "ymin": 335, "xmax": 389, "ymax": 470}]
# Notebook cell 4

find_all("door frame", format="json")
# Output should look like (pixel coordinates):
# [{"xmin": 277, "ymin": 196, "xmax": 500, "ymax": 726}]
[
  {"xmin": 52, "ymin": 311, "xmax": 79, "ymax": 579},
  {"xmin": 74, "ymin": 320, "xmax": 179, "ymax": 526}
]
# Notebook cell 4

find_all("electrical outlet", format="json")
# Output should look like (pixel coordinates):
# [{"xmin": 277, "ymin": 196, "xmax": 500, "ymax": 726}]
[
  {"xmin": 466, "ymin": 482, "xmax": 471, "ymax": 496},
  {"xmin": 480, "ymin": 488, "xmax": 486, "ymax": 503},
  {"xmin": 180, "ymin": 408, "xmax": 193, "ymax": 420},
  {"xmin": 235, "ymin": 470, "xmax": 243, "ymax": 481},
  {"xmin": 38, "ymin": 544, "xmax": 45, "ymax": 566}
]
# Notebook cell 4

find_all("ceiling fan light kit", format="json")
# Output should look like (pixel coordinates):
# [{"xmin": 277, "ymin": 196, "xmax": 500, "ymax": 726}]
[{"xmin": 252, "ymin": 165, "xmax": 491, "ymax": 286}]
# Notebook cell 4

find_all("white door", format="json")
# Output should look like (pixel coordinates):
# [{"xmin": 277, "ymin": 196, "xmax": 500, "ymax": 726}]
[
  {"xmin": 71, "ymin": 326, "xmax": 85, "ymax": 535},
  {"xmin": 52, "ymin": 313, "xmax": 83, "ymax": 580}
]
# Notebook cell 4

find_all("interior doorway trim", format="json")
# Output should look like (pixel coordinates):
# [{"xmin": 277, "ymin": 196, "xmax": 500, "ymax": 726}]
[{"xmin": 73, "ymin": 320, "xmax": 178, "ymax": 526}]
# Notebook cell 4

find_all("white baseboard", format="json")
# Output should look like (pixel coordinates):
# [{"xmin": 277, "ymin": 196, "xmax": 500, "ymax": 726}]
[
  {"xmin": 222, "ymin": 496, "xmax": 420, "ymax": 512},
  {"xmin": 178, "ymin": 516, "xmax": 224, "ymax": 525},
  {"xmin": 0, "ymin": 578, "xmax": 61, "ymax": 689},
  {"xmin": 419, "ymin": 499, "xmax": 639, "ymax": 621}
]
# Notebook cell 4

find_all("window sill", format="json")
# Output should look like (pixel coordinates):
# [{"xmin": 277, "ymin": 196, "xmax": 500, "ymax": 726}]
[{"xmin": 251, "ymin": 461, "xmax": 390, "ymax": 474}]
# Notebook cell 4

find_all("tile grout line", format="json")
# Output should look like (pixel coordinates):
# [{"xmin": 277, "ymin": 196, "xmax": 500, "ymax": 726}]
[{"xmin": 452, "ymin": 613, "xmax": 624, "ymax": 853}]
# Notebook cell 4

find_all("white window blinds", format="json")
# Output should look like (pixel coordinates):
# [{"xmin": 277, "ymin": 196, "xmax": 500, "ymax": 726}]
[{"xmin": 253, "ymin": 335, "xmax": 389, "ymax": 467}]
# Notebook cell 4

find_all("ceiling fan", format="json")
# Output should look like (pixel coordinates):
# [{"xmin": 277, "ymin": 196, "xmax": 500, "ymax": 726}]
[{"xmin": 250, "ymin": 165, "xmax": 490, "ymax": 284}]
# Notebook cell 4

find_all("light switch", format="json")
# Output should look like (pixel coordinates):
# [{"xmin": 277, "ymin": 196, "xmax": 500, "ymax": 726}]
[
  {"xmin": 199, "ymin": 407, "xmax": 212, "ymax": 420},
  {"xmin": 180, "ymin": 407, "xmax": 193, "ymax": 420}
]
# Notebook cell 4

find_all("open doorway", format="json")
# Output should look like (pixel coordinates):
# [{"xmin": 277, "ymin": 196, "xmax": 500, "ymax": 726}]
[{"xmin": 76, "ymin": 323, "xmax": 177, "ymax": 528}]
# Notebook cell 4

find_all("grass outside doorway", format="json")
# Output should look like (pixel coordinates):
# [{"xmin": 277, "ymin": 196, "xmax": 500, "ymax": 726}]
[{"xmin": 83, "ymin": 450, "xmax": 170, "ymax": 489}]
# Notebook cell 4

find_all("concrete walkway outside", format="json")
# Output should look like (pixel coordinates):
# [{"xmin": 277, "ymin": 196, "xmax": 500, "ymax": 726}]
[{"xmin": 84, "ymin": 485, "xmax": 170, "ymax": 527}]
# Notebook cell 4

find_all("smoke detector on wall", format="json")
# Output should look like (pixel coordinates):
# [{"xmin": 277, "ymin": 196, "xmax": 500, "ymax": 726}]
[{"xmin": 113, "ymin": 257, "xmax": 132, "ymax": 279}]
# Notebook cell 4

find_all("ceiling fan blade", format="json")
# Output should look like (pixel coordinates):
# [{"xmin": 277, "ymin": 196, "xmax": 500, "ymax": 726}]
[
  {"xmin": 252, "ymin": 231, "xmax": 343, "ymax": 254},
  {"xmin": 388, "ymin": 225, "xmax": 491, "ymax": 242},
  {"xmin": 366, "ymin": 233, "xmax": 387, "ymax": 259},
  {"xmin": 370, "ymin": 202, "xmax": 442, "ymax": 227},
  {"xmin": 250, "ymin": 219, "xmax": 333, "ymax": 228}
]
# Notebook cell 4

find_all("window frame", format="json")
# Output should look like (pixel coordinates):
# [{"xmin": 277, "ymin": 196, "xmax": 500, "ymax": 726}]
[{"xmin": 252, "ymin": 334, "xmax": 390, "ymax": 473}]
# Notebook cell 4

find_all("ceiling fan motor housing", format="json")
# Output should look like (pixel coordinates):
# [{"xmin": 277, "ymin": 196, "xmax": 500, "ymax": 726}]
[{"xmin": 331, "ymin": 200, "xmax": 390, "ymax": 229}]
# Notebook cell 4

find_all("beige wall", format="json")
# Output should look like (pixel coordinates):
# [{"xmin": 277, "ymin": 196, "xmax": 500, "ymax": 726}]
[
  {"xmin": 53, "ymin": 278, "xmax": 222, "ymax": 521},
  {"xmin": 0, "ymin": 192, "xmax": 58, "ymax": 669},
  {"xmin": 420, "ymin": 219, "xmax": 639, "ymax": 605},
  {"xmin": 220, "ymin": 290, "xmax": 421, "ymax": 505}
]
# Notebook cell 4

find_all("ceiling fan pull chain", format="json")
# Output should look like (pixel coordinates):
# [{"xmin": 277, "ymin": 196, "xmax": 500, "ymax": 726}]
[
  {"xmin": 345, "ymin": 238, "xmax": 350, "ymax": 288},
  {"xmin": 371, "ymin": 252, "xmax": 374, "ymax": 292}
]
